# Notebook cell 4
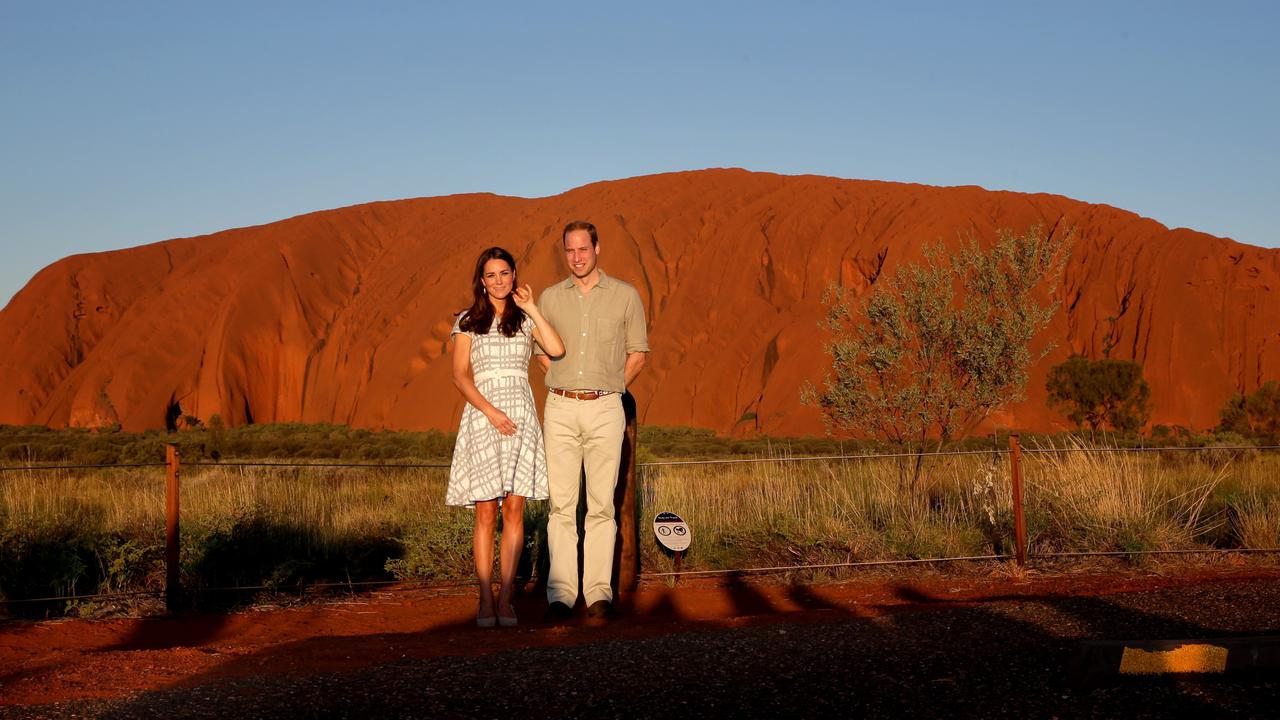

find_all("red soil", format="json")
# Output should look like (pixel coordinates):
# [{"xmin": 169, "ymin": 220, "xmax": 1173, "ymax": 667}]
[
  {"xmin": 4, "ymin": 566, "xmax": 1280, "ymax": 706},
  {"xmin": 2, "ymin": 169, "xmax": 1278, "ymax": 435}
]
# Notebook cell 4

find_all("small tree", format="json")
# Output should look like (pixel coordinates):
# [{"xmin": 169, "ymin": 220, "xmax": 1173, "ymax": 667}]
[
  {"xmin": 803, "ymin": 225, "xmax": 1071, "ymax": 493},
  {"xmin": 207, "ymin": 414, "xmax": 226, "ymax": 460},
  {"xmin": 1219, "ymin": 380, "xmax": 1280, "ymax": 444},
  {"xmin": 1044, "ymin": 356, "xmax": 1152, "ymax": 433}
]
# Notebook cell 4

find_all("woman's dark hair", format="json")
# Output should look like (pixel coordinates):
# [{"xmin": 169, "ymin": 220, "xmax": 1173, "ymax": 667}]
[{"xmin": 459, "ymin": 247, "xmax": 526, "ymax": 337}]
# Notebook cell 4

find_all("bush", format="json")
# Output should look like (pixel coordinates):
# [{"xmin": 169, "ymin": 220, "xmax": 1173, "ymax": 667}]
[
  {"xmin": 1045, "ymin": 356, "xmax": 1152, "ymax": 432},
  {"xmin": 385, "ymin": 513, "xmax": 473, "ymax": 581},
  {"xmin": 1219, "ymin": 380, "xmax": 1280, "ymax": 444}
]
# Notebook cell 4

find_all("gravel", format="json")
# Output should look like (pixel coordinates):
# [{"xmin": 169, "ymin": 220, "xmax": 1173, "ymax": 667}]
[{"xmin": 5, "ymin": 579, "xmax": 1279, "ymax": 719}]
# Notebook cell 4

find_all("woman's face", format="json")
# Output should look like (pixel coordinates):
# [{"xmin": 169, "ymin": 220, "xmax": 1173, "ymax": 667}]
[{"xmin": 481, "ymin": 258, "xmax": 515, "ymax": 301}]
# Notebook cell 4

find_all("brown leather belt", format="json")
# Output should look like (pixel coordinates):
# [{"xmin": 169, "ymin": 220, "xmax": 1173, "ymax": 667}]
[{"xmin": 549, "ymin": 388, "xmax": 608, "ymax": 401}]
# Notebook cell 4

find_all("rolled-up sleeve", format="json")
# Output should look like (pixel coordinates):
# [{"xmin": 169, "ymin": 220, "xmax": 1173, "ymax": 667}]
[{"xmin": 624, "ymin": 289, "xmax": 649, "ymax": 353}]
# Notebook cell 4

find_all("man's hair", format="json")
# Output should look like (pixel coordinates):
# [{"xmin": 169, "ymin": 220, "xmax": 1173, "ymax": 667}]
[{"xmin": 562, "ymin": 220, "xmax": 598, "ymax": 247}]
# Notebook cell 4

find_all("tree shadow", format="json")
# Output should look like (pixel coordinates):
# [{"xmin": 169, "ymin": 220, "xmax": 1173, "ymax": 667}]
[
  {"xmin": 876, "ymin": 578, "xmax": 1280, "ymax": 715},
  {"xmin": 26, "ymin": 576, "xmax": 1280, "ymax": 717}
]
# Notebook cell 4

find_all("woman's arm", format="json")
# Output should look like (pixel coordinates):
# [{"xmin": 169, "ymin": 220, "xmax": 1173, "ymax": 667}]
[
  {"xmin": 513, "ymin": 285, "xmax": 565, "ymax": 358},
  {"xmin": 451, "ymin": 333, "xmax": 517, "ymax": 436}
]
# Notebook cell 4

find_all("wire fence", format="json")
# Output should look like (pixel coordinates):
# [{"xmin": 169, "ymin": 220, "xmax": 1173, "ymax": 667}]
[{"xmin": 3, "ymin": 440, "xmax": 1280, "ymax": 610}]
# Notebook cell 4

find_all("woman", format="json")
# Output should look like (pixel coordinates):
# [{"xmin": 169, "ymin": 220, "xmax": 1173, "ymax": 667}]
[{"xmin": 448, "ymin": 246, "xmax": 564, "ymax": 627}]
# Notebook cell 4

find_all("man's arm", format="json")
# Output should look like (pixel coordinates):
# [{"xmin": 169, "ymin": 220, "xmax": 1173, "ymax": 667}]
[
  {"xmin": 622, "ymin": 286, "xmax": 649, "ymax": 388},
  {"xmin": 624, "ymin": 351, "xmax": 646, "ymax": 387},
  {"xmin": 536, "ymin": 354, "xmax": 552, "ymax": 373}
]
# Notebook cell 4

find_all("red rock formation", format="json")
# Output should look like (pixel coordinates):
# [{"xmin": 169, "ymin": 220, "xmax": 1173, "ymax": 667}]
[{"xmin": 2, "ymin": 169, "xmax": 1278, "ymax": 436}]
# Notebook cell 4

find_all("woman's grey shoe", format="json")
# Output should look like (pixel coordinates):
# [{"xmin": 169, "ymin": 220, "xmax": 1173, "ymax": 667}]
[{"xmin": 498, "ymin": 606, "xmax": 518, "ymax": 627}]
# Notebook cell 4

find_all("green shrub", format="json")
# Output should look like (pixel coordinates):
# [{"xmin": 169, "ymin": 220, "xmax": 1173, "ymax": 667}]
[{"xmin": 385, "ymin": 512, "xmax": 473, "ymax": 581}]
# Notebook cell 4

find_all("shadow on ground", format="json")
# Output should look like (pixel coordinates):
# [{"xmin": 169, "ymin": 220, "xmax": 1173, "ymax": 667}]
[{"xmin": 66, "ymin": 575, "xmax": 1280, "ymax": 719}]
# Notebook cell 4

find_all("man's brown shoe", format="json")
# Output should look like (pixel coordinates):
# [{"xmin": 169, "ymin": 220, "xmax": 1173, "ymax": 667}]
[
  {"xmin": 586, "ymin": 600, "xmax": 614, "ymax": 621},
  {"xmin": 544, "ymin": 601, "xmax": 573, "ymax": 623}
]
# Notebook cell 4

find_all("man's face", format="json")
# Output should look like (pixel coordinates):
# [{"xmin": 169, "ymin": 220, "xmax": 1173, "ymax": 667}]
[{"xmin": 563, "ymin": 229, "xmax": 599, "ymax": 279}]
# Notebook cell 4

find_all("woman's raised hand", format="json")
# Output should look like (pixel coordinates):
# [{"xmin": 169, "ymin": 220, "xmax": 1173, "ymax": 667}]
[
  {"xmin": 486, "ymin": 408, "xmax": 517, "ymax": 436},
  {"xmin": 511, "ymin": 284, "xmax": 535, "ymax": 311}
]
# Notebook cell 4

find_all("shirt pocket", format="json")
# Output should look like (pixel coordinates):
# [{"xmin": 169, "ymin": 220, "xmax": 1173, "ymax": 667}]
[{"xmin": 593, "ymin": 317, "xmax": 624, "ymax": 371}]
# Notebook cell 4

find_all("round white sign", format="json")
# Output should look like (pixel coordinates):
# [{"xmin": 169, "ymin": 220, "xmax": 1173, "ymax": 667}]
[{"xmin": 653, "ymin": 511, "xmax": 692, "ymax": 552}]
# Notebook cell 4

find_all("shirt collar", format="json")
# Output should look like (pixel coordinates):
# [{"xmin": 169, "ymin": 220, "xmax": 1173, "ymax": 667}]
[{"xmin": 561, "ymin": 269, "xmax": 613, "ymax": 290}]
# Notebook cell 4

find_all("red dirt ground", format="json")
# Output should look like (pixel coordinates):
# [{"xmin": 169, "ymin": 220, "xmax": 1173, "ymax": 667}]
[{"xmin": 4, "ymin": 564, "xmax": 1279, "ymax": 707}]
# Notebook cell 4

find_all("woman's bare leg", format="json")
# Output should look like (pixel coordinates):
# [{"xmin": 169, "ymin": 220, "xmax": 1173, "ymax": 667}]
[
  {"xmin": 473, "ymin": 499, "xmax": 498, "ymax": 618},
  {"xmin": 497, "ymin": 494, "xmax": 526, "ymax": 618}
]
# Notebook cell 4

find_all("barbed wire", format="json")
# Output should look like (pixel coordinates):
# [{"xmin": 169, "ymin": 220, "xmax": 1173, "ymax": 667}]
[
  {"xmin": 638, "ymin": 554, "xmax": 1013, "ymax": 578},
  {"xmin": 1019, "ymin": 444, "xmax": 1280, "ymax": 455},
  {"xmin": 9, "ymin": 547, "xmax": 1279, "ymax": 607},
  {"xmin": 2, "ymin": 443, "xmax": 1279, "ymax": 473},
  {"xmin": 638, "ymin": 448, "xmax": 1006, "ymax": 468},
  {"xmin": 0, "ymin": 577, "xmax": 480, "ymax": 606},
  {"xmin": 183, "ymin": 461, "xmax": 452, "ymax": 469},
  {"xmin": 0, "ymin": 462, "xmax": 165, "ymax": 473}
]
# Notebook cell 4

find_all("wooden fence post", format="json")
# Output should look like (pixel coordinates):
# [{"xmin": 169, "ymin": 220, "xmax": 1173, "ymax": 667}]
[
  {"xmin": 1008, "ymin": 434, "xmax": 1027, "ymax": 567},
  {"xmin": 165, "ymin": 443, "xmax": 181, "ymax": 612},
  {"xmin": 614, "ymin": 391, "xmax": 639, "ymax": 597}
]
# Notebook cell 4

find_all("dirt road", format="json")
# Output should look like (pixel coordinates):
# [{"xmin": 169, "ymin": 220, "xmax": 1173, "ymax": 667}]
[{"xmin": 3, "ymin": 565, "xmax": 1279, "ymax": 718}]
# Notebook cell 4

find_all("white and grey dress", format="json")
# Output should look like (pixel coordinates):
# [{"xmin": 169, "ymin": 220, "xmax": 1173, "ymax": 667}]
[{"xmin": 446, "ymin": 312, "xmax": 549, "ymax": 508}]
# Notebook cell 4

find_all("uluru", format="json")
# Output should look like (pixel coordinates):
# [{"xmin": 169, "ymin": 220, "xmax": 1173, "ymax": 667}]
[{"xmin": 2, "ymin": 168, "xmax": 1278, "ymax": 437}]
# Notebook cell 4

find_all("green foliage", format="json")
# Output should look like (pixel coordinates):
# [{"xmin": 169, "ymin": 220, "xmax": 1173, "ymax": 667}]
[
  {"xmin": 1045, "ymin": 356, "xmax": 1152, "ymax": 432},
  {"xmin": 803, "ymin": 225, "xmax": 1071, "ymax": 450},
  {"xmin": 1219, "ymin": 380, "xmax": 1280, "ymax": 444},
  {"xmin": 0, "ymin": 423, "xmax": 457, "ymax": 465},
  {"xmin": 635, "ymin": 426, "xmax": 872, "ymax": 460},
  {"xmin": 0, "ymin": 522, "xmax": 96, "ymax": 603},
  {"xmin": 183, "ymin": 505, "xmax": 400, "ymax": 604},
  {"xmin": 384, "ymin": 512, "xmax": 474, "ymax": 581},
  {"xmin": 97, "ymin": 535, "xmax": 160, "ymax": 594}
]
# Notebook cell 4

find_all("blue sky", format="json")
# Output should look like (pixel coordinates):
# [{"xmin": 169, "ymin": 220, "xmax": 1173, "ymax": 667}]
[{"xmin": 2, "ymin": 1, "xmax": 1277, "ymax": 307}]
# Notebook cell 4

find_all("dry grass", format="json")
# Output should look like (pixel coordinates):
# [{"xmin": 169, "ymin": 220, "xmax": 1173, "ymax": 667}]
[
  {"xmin": 638, "ymin": 453, "xmax": 1004, "ymax": 573},
  {"xmin": 2, "ymin": 447, "xmax": 1279, "ymax": 612},
  {"xmin": 1022, "ymin": 442, "xmax": 1229, "ymax": 552}
]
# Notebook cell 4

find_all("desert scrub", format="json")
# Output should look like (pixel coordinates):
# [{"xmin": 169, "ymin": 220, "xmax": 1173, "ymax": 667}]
[
  {"xmin": 1023, "ymin": 441, "xmax": 1227, "ymax": 553},
  {"xmin": 637, "ymin": 452, "xmax": 1003, "ymax": 573},
  {"xmin": 4, "ymin": 443, "xmax": 1280, "ymax": 616},
  {"xmin": 1229, "ymin": 488, "xmax": 1280, "ymax": 549},
  {"xmin": 386, "ymin": 499, "xmax": 551, "ymax": 582},
  {"xmin": 0, "ymin": 423, "xmax": 456, "ymax": 465},
  {"xmin": 384, "ymin": 511, "xmax": 474, "ymax": 581}
]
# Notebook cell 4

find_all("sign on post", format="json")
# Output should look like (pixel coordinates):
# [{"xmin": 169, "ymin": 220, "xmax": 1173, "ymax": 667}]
[{"xmin": 653, "ymin": 511, "xmax": 691, "ymax": 552}]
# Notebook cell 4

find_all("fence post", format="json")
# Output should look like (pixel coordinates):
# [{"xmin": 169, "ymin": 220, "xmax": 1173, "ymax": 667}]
[
  {"xmin": 165, "ymin": 443, "xmax": 181, "ymax": 612},
  {"xmin": 613, "ymin": 392, "xmax": 640, "ymax": 597},
  {"xmin": 1008, "ymin": 434, "xmax": 1027, "ymax": 567}
]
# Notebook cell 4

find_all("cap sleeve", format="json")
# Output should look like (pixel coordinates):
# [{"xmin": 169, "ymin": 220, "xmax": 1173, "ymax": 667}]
[{"xmin": 450, "ymin": 312, "xmax": 471, "ymax": 339}]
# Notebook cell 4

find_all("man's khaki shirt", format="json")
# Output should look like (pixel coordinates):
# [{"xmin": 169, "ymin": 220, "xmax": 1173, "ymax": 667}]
[{"xmin": 535, "ymin": 270, "xmax": 649, "ymax": 392}]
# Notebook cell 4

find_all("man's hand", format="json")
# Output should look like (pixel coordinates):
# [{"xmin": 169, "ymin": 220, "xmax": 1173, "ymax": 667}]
[{"xmin": 624, "ymin": 352, "xmax": 647, "ymax": 387}]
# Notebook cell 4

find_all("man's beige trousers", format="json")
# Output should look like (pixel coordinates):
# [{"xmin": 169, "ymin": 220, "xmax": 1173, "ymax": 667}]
[{"xmin": 543, "ymin": 391, "xmax": 625, "ymax": 607}]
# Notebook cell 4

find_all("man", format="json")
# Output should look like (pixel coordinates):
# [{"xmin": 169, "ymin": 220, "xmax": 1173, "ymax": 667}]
[{"xmin": 535, "ymin": 220, "xmax": 648, "ymax": 621}]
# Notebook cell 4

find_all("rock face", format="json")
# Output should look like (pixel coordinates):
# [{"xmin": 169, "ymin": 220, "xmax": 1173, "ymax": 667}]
[{"xmin": 2, "ymin": 169, "xmax": 1278, "ymax": 436}]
